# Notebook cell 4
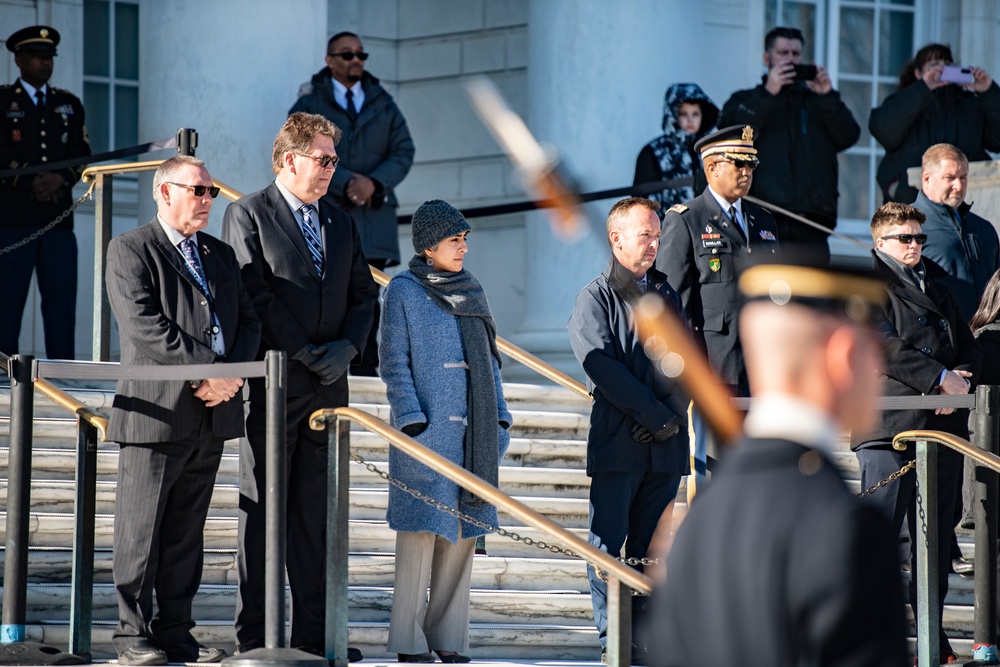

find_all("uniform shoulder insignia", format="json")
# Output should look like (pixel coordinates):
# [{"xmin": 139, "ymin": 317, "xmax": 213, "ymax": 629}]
[{"xmin": 668, "ymin": 204, "xmax": 689, "ymax": 214}]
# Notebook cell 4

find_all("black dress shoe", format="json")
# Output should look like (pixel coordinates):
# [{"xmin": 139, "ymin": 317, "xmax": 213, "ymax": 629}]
[
  {"xmin": 234, "ymin": 638, "xmax": 264, "ymax": 655},
  {"xmin": 397, "ymin": 653, "xmax": 435, "ymax": 663},
  {"xmin": 294, "ymin": 645, "xmax": 364, "ymax": 662},
  {"xmin": 434, "ymin": 650, "xmax": 470, "ymax": 663},
  {"xmin": 118, "ymin": 640, "xmax": 168, "ymax": 666},
  {"xmin": 164, "ymin": 641, "xmax": 227, "ymax": 663}
]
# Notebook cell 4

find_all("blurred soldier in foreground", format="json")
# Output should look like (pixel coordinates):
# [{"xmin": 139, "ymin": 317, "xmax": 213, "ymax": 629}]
[{"xmin": 644, "ymin": 258, "xmax": 908, "ymax": 666}]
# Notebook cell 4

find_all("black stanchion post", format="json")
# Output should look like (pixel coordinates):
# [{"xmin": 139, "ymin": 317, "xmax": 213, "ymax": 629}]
[
  {"xmin": 176, "ymin": 128, "xmax": 198, "ymax": 157},
  {"xmin": 93, "ymin": 173, "xmax": 113, "ymax": 362},
  {"xmin": 69, "ymin": 420, "xmax": 98, "ymax": 660},
  {"xmin": 2, "ymin": 355, "xmax": 33, "ymax": 645},
  {"xmin": 971, "ymin": 385, "xmax": 1000, "ymax": 664},
  {"xmin": 223, "ymin": 350, "xmax": 324, "ymax": 667},
  {"xmin": 325, "ymin": 417, "xmax": 350, "ymax": 667},
  {"xmin": 0, "ymin": 357, "xmax": 84, "ymax": 664},
  {"xmin": 916, "ymin": 438, "xmax": 940, "ymax": 667}
]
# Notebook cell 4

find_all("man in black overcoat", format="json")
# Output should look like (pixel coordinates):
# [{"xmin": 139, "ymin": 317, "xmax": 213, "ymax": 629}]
[
  {"xmin": 657, "ymin": 125, "xmax": 779, "ymax": 489},
  {"xmin": 106, "ymin": 156, "xmax": 260, "ymax": 665},
  {"xmin": 222, "ymin": 112, "xmax": 376, "ymax": 658},
  {"xmin": 645, "ymin": 258, "xmax": 909, "ymax": 667},
  {"xmin": 853, "ymin": 202, "xmax": 981, "ymax": 663},
  {"xmin": 568, "ymin": 197, "xmax": 690, "ymax": 663}
]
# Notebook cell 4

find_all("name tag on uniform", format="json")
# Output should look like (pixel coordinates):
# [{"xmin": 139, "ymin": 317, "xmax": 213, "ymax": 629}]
[{"xmin": 702, "ymin": 239, "xmax": 728, "ymax": 249}]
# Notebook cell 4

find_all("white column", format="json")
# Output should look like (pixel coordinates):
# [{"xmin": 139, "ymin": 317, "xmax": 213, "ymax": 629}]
[
  {"xmin": 514, "ymin": 0, "xmax": 703, "ymax": 376},
  {"xmin": 137, "ymin": 0, "xmax": 327, "ymax": 233}
]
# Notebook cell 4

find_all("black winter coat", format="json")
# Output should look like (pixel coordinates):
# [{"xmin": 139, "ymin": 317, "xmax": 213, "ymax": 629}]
[
  {"xmin": 871, "ymin": 81, "xmax": 1000, "ymax": 204},
  {"xmin": 719, "ymin": 79, "xmax": 860, "ymax": 227},
  {"xmin": 852, "ymin": 253, "xmax": 981, "ymax": 450},
  {"xmin": 568, "ymin": 257, "xmax": 690, "ymax": 475}
]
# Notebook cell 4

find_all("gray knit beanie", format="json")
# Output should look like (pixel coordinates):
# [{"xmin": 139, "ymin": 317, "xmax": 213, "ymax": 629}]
[{"xmin": 411, "ymin": 199, "xmax": 471, "ymax": 253}]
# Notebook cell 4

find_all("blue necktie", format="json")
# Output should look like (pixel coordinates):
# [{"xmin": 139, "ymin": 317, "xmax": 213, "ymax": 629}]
[
  {"xmin": 180, "ymin": 237, "xmax": 209, "ymax": 297},
  {"xmin": 300, "ymin": 204, "xmax": 324, "ymax": 276}
]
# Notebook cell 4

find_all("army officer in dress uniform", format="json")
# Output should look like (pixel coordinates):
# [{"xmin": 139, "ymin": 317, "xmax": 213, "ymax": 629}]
[
  {"xmin": 0, "ymin": 25, "xmax": 90, "ymax": 359},
  {"xmin": 656, "ymin": 125, "xmax": 778, "ymax": 488}
]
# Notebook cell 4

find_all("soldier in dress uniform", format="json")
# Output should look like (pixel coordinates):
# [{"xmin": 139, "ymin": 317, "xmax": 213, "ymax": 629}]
[
  {"xmin": 656, "ymin": 125, "xmax": 779, "ymax": 488},
  {"xmin": 0, "ymin": 25, "xmax": 90, "ymax": 359}
]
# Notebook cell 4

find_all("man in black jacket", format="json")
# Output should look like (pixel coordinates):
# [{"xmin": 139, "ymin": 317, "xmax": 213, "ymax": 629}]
[
  {"xmin": 289, "ymin": 31, "xmax": 415, "ymax": 376},
  {"xmin": 853, "ymin": 202, "xmax": 981, "ymax": 663},
  {"xmin": 569, "ymin": 197, "xmax": 690, "ymax": 664},
  {"xmin": 720, "ymin": 26, "xmax": 859, "ymax": 263}
]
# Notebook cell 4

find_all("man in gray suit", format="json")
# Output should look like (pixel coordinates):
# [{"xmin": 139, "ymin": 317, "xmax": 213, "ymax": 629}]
[
  {"xmin": 222, "ymin": 112, "xmax": 377, "ymax": 657},
  {"xmin": 106, "ymin": 156, "xmax": 261, "ymax": 665}
]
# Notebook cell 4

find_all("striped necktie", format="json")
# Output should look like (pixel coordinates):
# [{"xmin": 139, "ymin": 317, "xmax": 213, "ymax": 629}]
[{"xmin": 299, "ymin": 204, "xmax": 324, "ymax": 275}]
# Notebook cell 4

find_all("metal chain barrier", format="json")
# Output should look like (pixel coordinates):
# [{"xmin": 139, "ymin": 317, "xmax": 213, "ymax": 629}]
[
  {"xmin": 350, "ymin": 450, "xmax": 660, "ymax": 585},
  {"xmin": 0, "ymin": 183, "xmax": 95, "ymax": 256},
  {"xmin": 856, "ymin": 459, "xmax": 915, "ymax": 499}
]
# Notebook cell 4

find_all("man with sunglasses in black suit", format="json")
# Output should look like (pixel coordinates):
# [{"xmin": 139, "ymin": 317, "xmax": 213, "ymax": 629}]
[
  {"xmin": 852, "ymin": 201, "xmax": 981, "ymax": 664},
  {"xmin": 290, "ymin": 30, "xmax": 414, "ymax": 376},
  {"xmin": 106, "ymin": 156, "xmax": 260, "ymax": 665}
]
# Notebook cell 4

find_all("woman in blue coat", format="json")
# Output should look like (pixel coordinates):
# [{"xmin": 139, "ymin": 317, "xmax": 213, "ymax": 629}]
[{"xmin": 380, "ymin": 200, "xmax": 512, "ymax": 663}]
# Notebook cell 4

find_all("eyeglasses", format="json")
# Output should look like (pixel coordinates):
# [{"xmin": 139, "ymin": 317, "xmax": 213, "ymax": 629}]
[
  {"xmin": 293, "ymin": 152, "xmax": 340, "ymax": 169},
  {"xmin": 168, "ymin": 182, "xmax": 220, "ymax": 198},
  {"xmin": 724, "ymin": 158, "xmax": 758, "ymax": 171},
  {"xmin": 328, "ymin": 51, "xmax": 369, "ymax": 61},
  {"xmin": 880, "ymin": 233, "xmax": 928, "ymax": 245}
]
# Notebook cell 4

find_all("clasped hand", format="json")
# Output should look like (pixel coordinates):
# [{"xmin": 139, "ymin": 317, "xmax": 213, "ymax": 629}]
[
  {"xmin": 631, "ymin": 419, "xmax": 681, "ymax": 444},
  {"xmin": 935, "ymin": 369, "xmax": 973, "ymax": 415},
  {"xmin": 193, "ymin": 377, "xmax": 244, "ymax": 407}
]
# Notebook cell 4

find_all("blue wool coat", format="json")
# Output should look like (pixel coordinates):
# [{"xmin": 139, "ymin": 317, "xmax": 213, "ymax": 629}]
[{"xmin": 380, "ymin": 271, "xmax": 512, "ymax": 542}]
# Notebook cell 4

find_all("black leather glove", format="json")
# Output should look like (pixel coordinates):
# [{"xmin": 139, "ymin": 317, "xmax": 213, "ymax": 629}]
[
  {"xmin": 402, "ymin": 422, "xmax": 427, "ymax": 438},
  {"xmin": 631, "ymin": 422, "xmax": 654, "ymax": 443},
  {"xmin": 292, "ymin": 343, "xmax": 322, "ymax": 365},
  {"xmin": 307, "ymin": 340, "xmax": 358, "ymax": 385},
  {"xmin": 653, "ymin": 419, "xmax": 681, "ymax": 441}
]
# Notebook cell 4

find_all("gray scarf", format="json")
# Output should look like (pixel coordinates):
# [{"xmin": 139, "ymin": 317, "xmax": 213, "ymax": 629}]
[
  {"xmin": 408, "ymin": 255, "xmax": 501, "ymax": 507},
  {"xmin": 877, "ymin": 250, "xmax": 927, "ymax": 292}
]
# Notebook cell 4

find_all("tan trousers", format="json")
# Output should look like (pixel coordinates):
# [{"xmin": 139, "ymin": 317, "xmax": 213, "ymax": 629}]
[{"xmin": 387, "ymin": 531, "xmax": 476, "ymax": 653}]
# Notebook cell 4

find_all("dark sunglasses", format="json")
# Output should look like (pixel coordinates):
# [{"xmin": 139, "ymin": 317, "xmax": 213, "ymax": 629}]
[
  {"xmin": 724, "ymin": 157, "xmax": 758, "ymax": 171},
  {"xmin": 168, "ymin": 182, "xmax": 220, "ymax": 198},
  {"xmin": 328, "ymin": 51, "xmax": 369, "ymax": 61},
  {"xmin": 293, "ymin": 152, "xmax": 340, "ymax": 169},
  {"xmin": 880, "ymin": 233, "xmax": 928, "ymax": 245}
]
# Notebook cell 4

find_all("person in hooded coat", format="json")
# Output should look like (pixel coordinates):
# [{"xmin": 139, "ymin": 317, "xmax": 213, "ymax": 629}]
[
  {"xmin": 380, "ymin": 200, "xmax": 512, "ymax": 664},
  {"xmin": 633, "ymin": 83, "xmax": 719, "ymax": 215}
]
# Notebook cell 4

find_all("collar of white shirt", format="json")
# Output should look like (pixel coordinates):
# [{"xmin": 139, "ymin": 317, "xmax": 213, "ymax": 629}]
[
  {"xmin": 157, "ymin": 215, "xmax": 197, "ymax": 249},
  {"xmin": 19, "ymin": 78, "xmax": 48, "ymax": 103},
  {"xmin": 331, "ymin": 78, "xmax": 365, "ymax": 113},
  {"xmin": 742, "ymin": 392, "xmax": 842, "ymax": 455},
  {"xmin": 274, "ymin": 178, "xmax": 310, "ymax": 218},
  {"xmin": 707, "ymin": 186, "xmax": 742, "ymax": 221}
]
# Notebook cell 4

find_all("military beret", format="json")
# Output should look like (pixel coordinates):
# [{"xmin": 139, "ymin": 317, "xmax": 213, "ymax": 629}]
[
  {"xmin": 695, "ymin": 125, "xmax": 759, "ymax": 165},
  {"xmin": 6, "ymin": 25, "xmax": 60, "ymax": 55}
]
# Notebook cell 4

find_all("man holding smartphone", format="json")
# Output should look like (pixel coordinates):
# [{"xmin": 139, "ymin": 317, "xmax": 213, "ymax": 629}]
[{"xmin": 719, "ymin": 26, "xmax": 860, "ymax": 264}]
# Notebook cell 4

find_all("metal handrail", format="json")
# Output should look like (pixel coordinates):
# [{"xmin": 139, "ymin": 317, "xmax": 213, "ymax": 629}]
[
  {"xmin": 309, "ymin": 405, "xmax": 651, "ymax": 595},
  {"xmin": 0, "ymin": 351, "xmax": 108, "ymax": 441},
  {"xmin": 366, "ymin": 266, "xmax": 591, "ymax": 399},
  {"xmin": 893, "ymin": 429, "xmax": 1000, "ymax": 474}
]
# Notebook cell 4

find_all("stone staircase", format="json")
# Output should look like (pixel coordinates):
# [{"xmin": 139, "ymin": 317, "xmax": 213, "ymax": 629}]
[{"xmin": 0, "ymin": 377, "xmax": 981, "ymax": 660}]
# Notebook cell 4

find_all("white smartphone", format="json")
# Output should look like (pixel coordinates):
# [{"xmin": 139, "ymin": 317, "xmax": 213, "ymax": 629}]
[{"xmin": 941, "ymin": 65, "xmax": 974, "ymax": 85}]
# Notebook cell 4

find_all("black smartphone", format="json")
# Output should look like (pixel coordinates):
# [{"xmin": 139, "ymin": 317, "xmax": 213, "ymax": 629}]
[{"xmin": 793, "ymin": 64, "xmax": 818, "ymax": 81}]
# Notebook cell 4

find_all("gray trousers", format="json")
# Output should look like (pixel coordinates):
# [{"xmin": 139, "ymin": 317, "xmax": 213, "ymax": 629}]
[{"xmin": 387, "ymin": 531, "xmax": 476, "ymax": 654}]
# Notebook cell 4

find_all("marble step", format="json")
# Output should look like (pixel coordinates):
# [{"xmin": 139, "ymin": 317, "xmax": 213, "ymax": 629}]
[
  {"xmin": 0, "ymin": 449, "xmax": 594, "ymax": 497},
  {"xmin": 5, "ymin": 583, "xmax": 595, "ymax": 626},
  {"xmin": 16, "ymin": 620, "xmax": 603, "ymax": 661},
  {"xmin": 1, "ymin": 550, "xmax": 592, "ymax": 592},
  {"xmin": 0, "ymin": 481, "xmax": 596, "ymax": 527},
  {"xmin": 0, "ymin": 513, "xmax": 590, "ymax": 559}
]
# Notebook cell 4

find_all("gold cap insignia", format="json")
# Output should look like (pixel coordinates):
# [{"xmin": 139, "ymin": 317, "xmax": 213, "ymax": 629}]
[
  {"xmin": 39, "ymin": 29, "xmax": 49, "ymax": 38},
  {"xmin": 742, "ymin": 126, "xmax": 754, "ymax": 142}
]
